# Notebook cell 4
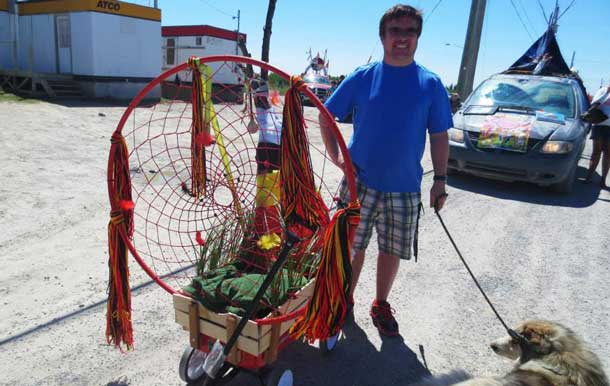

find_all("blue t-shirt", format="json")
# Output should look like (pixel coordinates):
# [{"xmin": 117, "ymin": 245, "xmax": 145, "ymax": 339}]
[{"xmin": 325, "ymin": 61, "xmax": 453, "ymax": 192}]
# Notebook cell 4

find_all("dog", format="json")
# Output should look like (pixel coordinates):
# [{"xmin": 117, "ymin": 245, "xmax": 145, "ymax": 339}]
[{"xmin": 416, "ymin": 320, "xmax": 609, "ymax": 386}]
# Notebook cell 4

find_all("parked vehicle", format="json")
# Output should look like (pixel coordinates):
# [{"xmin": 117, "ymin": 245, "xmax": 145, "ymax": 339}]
[
  {"xmin": 448, "ymin": 73, "xmax": 590, "ymax": 193},
  {"xmin": 302, "ymin": 73, "xmax": 332, "ymax": 105}
]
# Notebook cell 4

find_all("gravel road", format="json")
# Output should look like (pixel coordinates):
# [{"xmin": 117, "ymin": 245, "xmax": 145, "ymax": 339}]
[{"xmin": 0, "ymin": 100, "xmax": 608, "ymax": 386}]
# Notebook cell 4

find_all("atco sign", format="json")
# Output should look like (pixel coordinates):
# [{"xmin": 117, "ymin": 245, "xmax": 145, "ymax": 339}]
[{"xmin": 97, "ymin": 1, "xmax": 121, "ymax": 11}]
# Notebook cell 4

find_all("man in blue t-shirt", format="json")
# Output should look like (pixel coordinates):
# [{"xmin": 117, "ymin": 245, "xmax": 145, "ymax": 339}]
[{"xmin": 320, "ymin": 4, "xmax": 452, "ymax": 337}]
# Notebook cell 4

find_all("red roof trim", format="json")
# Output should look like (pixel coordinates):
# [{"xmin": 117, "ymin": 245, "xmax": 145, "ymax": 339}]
[{"xmin": 162, "ymin": 25, "xmax": 246, "ymax": 42}]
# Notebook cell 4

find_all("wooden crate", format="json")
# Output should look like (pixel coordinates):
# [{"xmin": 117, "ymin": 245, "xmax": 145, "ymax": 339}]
[{"xmin": 173, "ymin": 280, "xmax": 314, "ymax": 359}]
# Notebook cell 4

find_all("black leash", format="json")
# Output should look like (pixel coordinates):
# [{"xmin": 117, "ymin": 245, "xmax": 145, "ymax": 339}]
[{"xmin": 433, "ymin": 193, "xmax": 529, "ymax": 347}]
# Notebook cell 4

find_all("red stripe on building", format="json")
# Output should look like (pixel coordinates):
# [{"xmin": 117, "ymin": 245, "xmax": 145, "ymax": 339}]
[{"xmin": 162, "ymin": 25, "xmax": 246, "ymax": 43}]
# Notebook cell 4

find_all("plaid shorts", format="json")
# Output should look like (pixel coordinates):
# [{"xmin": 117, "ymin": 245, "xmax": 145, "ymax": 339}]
[{"xmin": 339, "ymin": 177, "xmax": 421, "ymax": 259}]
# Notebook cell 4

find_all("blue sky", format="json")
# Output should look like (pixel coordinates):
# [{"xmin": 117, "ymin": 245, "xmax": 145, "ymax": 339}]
[{"xmin": 147, "ymin": 0, "xmax": 610, "ymax": 94}]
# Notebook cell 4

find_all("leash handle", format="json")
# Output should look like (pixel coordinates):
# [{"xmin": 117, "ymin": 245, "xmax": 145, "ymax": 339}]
[{"xmin": 434, "ymin": 192, "xmax": 449, "ymax": 214}]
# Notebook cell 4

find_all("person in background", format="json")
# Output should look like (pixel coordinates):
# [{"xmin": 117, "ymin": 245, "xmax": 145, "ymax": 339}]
[
  {"xmin": 584, "ymin": 84, "xmax": 610, "ymax": 189},
  {"xmin": 450, "ymin": 92, "xmax": 461, "ymax": 114},
  {"xmin": 330, "ymin": 80, "xmax": 338, "ymax": 93},
  {"xmin": 319, "ymin": 4, "xmax": 452, "ymax": 337},
  {"xmin": 248, "ymin": 79, "xmax": 283, "ymax": 241}
]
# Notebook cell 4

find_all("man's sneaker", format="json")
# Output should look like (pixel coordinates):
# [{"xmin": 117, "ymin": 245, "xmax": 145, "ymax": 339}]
[{"xmin": 370, "ymin": 299, "xmax": 399, "ymax": 336}]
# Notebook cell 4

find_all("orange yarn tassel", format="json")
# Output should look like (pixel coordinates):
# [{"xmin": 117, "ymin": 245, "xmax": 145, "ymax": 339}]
[
  {"xmin": 280, "ymin": 76, "xmax": 329, "ymax": 232},
  {"xmin": 189, "ymin": 57, "xmax": 208, "ymax": 198},
  {"xmin": 107, "ymin": 212, "xmax": 133, "ymax": 351},
  {"xmin": 106, "ymin": 132, "xmax": 134, "ymax": 351},
  {"xmin": 290, "ymin": 201, "xmax": 360, "ymax": 342}
]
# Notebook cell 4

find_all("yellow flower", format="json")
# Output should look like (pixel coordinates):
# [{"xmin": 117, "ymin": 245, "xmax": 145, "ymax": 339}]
[{"xmin": 257, "ymin": 233, "xmax": 281, "ymax": 250}]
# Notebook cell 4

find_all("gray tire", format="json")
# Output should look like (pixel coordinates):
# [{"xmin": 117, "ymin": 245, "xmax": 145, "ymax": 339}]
[{"xmin": 178, "ymin": 346, "xmax": 208, "ymax": 383}]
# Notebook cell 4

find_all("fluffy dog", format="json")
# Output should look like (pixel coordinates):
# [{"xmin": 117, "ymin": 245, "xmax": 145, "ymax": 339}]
[{"xmin": 417, "ymin": 320, "xmax": 609, "ymax": 386}]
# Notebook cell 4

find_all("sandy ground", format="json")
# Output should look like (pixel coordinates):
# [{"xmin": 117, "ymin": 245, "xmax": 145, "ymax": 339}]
[{"xmin": 0, "ymin": 97, "xmax": 608, "ymax": 386}]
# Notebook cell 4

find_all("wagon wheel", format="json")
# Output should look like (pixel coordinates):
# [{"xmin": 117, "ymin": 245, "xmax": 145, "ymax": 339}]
[
  {"xmin": 264, "ymin": 365, "xmax": 293, "ymax": 386},
  {"xmin": 320, "ymin": 331, "xmax": 341, "ymax": 354},
  {"xmin": 200, "ymin": 363, "xmax": 239, "ymax": 386},
  {"xmin": 178, "ymin": 346, "xmax": 239, "ymax": 385}
]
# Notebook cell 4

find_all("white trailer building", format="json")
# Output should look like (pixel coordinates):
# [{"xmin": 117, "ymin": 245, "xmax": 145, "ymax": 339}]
[
  {"xmin": 161, "ymin": 25, "xmax": 248, "ymax": 102},
  {"xmin": 0, "ymin": 0, "xmax": 161, "ymax": 100}
]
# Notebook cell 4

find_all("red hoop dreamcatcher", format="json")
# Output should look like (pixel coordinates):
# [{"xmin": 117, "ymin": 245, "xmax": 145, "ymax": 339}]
[{"xmin": 106, "ymin": 56, "xmax": 359, "ymax": 352}]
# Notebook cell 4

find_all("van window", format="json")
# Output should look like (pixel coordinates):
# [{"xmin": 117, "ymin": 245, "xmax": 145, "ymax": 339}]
[{"xmin": 468, "ymin": 77, "xmax": 576, "ymax": 118}]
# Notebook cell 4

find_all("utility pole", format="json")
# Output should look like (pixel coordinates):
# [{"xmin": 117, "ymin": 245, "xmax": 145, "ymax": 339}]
[
  {"xmin": 456, "ymin": 0, "xmax": 486, "ymax": 101},
  {"xmin": 234, "ymin": 9, "xmax": 241, "ymax": 56}
]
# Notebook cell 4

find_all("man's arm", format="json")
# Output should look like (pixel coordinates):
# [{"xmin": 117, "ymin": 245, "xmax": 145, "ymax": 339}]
[
  {"xmin": 319, "ymin": 111, "xmax": 344, "ymax": 169},
  {"xmin": 429, "ymin": 131, "xmax": 449, "ymax": 210}
]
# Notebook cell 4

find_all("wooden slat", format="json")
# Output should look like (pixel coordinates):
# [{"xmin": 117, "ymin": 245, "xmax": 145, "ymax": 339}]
[
  {"xmin": 276, "ymin": 280, "xmax": 315, "ymax": 316},
  {"xmin": 225, "ymin": 315, "xmax": 240, "ymax": 364},
  {"xmin": 264, "ymin": 313, "xmax": 281, "ymax": 363},
  {"xmin": 188, "ymin": 302, "xmax": 200, "ymax": 348},
  {"xmin": 173, "ymin": 280, "xmax": 316, "ymax": 356},
  {"xmin": 175, "ymin": 310, "xmax": 262, "ymax": 356},
  {"xmin": 258, "ymin": 309, "xmax": 307, "ymax": 354},
  {"xmin": 173, "ymin": 293, "xmax": 262, "ymax": 339}
]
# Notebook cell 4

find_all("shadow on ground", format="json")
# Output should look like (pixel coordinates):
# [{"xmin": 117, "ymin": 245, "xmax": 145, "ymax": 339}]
[
  {"xmin": 448, "ymin": 165, "xmax": 604, "ymax": 208},
  {"xmin": 230, "ymin": 319, "xmax": 431, "ymax": 386},
  {"xmin": 43, "ymin": 98, "xmax": 140, "ymax": 108}
]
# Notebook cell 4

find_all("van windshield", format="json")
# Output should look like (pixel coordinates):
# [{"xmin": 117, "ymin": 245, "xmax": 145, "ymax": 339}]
[
  {"xmin": 304, "ymin": 74, "xmax": 330, "ymax": 85},
  {"xmin": 467, "ymin": 77, "xmax": 576, "ymax": 118}
]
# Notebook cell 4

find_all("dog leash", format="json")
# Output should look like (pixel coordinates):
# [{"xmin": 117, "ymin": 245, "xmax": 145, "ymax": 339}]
[{"xmin": 433, "ymin": 194, "xmax": 529, "ymax": 347}]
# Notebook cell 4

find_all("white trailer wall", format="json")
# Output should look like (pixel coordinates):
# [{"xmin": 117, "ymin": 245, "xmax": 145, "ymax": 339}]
[
  {"xmin": 162, "ymin": 35, "xmax": 245, "ymax": 84},
  {"xmin": 70, "ymin": 12, "xmax": 94, "ymax": 76},
  {"xmin": 75, "ymin": 11, "xmax": 161, "ymax": 99},
  {"xmin": 17, "ymin": 14, "xmax": 56, "ymax": 73},
  {"xmin": 0, "ymin": 10, "xmax": 14, "ymax": 69},
  {"xmin": 89, "ymin": 12, "xmax": 160, "ymax": 78}
]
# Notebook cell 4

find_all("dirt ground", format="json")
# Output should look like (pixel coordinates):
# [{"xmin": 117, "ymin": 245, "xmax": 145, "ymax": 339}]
[{"xmin": 0, "ymin": 97, "xmax": 608, "ymax": 386}]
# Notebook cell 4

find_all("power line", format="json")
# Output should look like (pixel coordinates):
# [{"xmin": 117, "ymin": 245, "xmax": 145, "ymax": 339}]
[
  {"xmin": 537, "ymin": 0, "xmax": 549, "ymax": 24},
  {"xmin": 198, "ymin": 0, "xmax": 235, "ymax": 18},
  {"xmin": 558, "ymin": 0, "xmax": 577, "ymax": 19},
  {"xmin": 509, "ymin": 0, "xmax": 534, "ymax": 40},
  {"xmin": 516, "ymin": 0, "xmax": 537, "ymax": 34},
  {"xmin": 424, "ymin": 0, "xmax": 443, "ymax": 23}
]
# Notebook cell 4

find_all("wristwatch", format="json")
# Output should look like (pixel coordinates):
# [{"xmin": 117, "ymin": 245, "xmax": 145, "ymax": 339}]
[{"xmin": 433, "ymin": 175, "xmax": 447, "ymax": 182}]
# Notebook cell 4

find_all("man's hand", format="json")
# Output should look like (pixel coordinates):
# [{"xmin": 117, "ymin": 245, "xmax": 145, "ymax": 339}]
[{"xmin": 430, "ymin": 180, "xmax": 447, "ymax": 211}]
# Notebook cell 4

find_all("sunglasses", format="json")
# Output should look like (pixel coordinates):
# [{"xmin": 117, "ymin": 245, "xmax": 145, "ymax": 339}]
[{"xmin": 385, "ymin": 26, "xmax": 419, "ymax": 38}]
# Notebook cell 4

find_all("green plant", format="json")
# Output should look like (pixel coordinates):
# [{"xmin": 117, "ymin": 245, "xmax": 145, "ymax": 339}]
[{"xmin": 0, "ymin": 89, "xmax": 37, "ymax": 103}]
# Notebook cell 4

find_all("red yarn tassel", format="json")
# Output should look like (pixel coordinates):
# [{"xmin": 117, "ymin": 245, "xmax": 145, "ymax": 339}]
[
  {"xmin": 290, "ymin": 202, "xmax": 360, "ymax": 342},
  {"xmin": 189, "ymin": 57, "xmax": 207, "ymax": 198},
  {"xmin": 280, "ymin": 76, "xmax": 329, "ymax": 233},
  {"xmin": 106, "ymin": 132, "xmax": 134, "ymax": 351}
]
